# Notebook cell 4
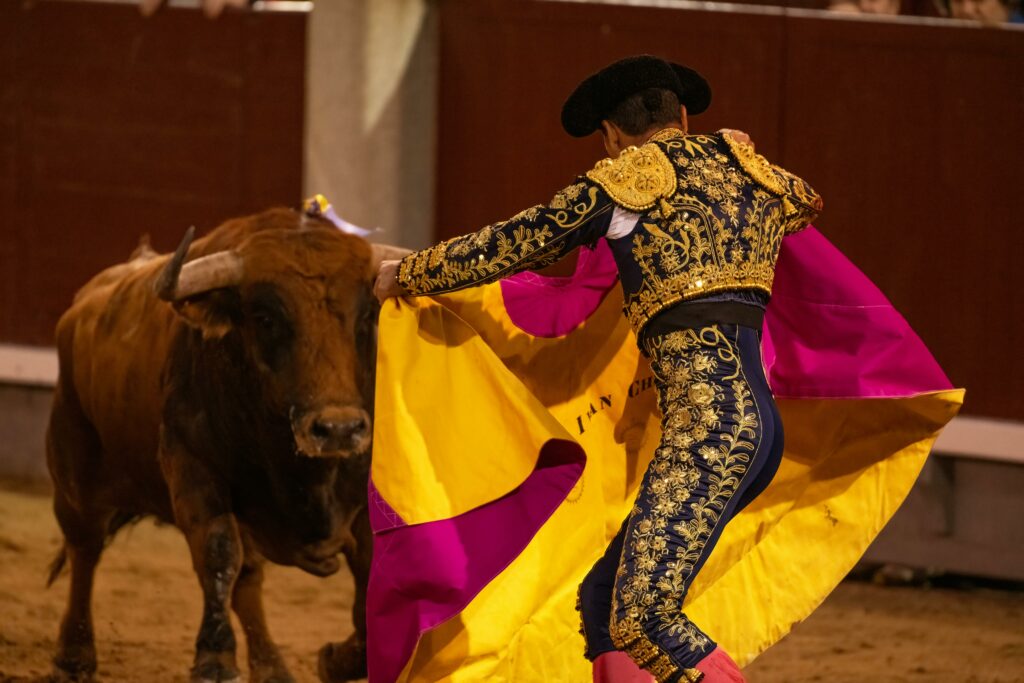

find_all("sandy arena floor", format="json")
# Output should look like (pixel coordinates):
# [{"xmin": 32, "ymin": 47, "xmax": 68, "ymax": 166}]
[{"xmin": 0, "ymin": 486, "xmax": 1021, "ymax": 683}]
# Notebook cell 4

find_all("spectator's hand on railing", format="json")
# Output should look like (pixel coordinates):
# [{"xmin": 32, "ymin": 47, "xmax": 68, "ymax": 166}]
[
  {"xmin": 950, "ymin": 0, "xmax": 1016, "ymax": 23},
  {"xmin": 139, "ymin": 0, "xmax": 251, "ymax": 19}
]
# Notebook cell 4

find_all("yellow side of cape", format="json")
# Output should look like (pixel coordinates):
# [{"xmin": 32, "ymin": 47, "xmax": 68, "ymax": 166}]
[{"xmin": 373, "ymin": 284, "xmax": 963, "ymax": 682}]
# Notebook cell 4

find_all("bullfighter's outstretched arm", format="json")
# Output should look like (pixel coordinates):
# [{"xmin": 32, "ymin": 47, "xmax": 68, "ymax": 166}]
[{"xmin": 396, "ymin": 178, "xmax": 615, "ymax": 296}]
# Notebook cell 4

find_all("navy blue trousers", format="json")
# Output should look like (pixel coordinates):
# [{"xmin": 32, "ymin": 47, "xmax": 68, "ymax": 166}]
[{"xmin": 577, "ymin": 324, "xmax": 784, "ymax": 683}]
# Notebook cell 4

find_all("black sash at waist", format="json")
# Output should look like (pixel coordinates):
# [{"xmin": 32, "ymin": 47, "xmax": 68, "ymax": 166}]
[{"xmin": 640, "ymin": 301, "xmax": 765, "ymax": 349}]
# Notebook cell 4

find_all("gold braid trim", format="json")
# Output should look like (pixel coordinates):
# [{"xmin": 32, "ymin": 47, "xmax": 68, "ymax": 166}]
[
  {"xmin": 721, "ymin": 133, "xmax": 822, "ymax": 227},
  {"xmin": 610, "ymin": 611, "xmax": 681, "ymax": 682},
  {"xmin": 586, "ymin": 143, "xmax": 677, "ymax": 212},
  {"xmin": 648, "ymin": 127, "xmax": 686, "ymax": 144},
  {"xmin": 721, "ymin": 134, "xmax": 787, "ymax": 197},
  {"xmin": 397, "ymin": 253, "xmax": 417, "ymax": 292}
]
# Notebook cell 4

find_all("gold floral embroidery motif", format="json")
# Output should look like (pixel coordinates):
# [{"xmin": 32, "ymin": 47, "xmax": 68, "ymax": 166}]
[
  {"xmin": 397, "ymin": 181, "xmax": 612, "ymax": 295},
  {"xmin": 619, "ymin": 134, "xmax": 817, "ymax": 333},
  {"xmin": 586, "ymin": 143, "xmax": 677, "ymax": 212},
  {"xmin": 721, "ymin": 133, "xmax": 823, "ymax": 236},
  {"xmin": 398, "ymin": 131, "xmax": 821, "ymax": 320},
  {"xmin": 610, "ymin": 326, "xmax": 758, "ymax": 680},
  {"xmin": 721, "ymin": 134, "xmax": 787, "ymax": 196}
]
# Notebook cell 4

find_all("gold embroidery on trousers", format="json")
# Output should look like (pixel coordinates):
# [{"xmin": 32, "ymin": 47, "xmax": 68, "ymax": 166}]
[{"xmin": 610, "ymin": 326, "xmax": 759, "ymax": 681}]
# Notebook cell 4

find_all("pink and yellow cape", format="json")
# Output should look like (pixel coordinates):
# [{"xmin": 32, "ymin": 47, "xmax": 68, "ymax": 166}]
[{"xmin": 367, "ymin": 228, "xmax": 963, "ymax": 682}]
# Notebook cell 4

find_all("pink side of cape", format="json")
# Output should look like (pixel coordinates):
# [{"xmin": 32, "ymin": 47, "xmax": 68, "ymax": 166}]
[{"xmin": 499, "ymin": 228, "xmax": 953, "ymax": 397}]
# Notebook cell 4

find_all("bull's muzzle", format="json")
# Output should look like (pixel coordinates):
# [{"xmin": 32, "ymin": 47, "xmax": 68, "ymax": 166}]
[{"xmin": 293, "ymin": 406, "xmax": 372, "ymax": 458}]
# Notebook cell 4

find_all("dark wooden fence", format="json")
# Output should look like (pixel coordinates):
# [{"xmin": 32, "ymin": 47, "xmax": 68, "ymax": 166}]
[{"xmin": 0, "ymin": 0, "xmax": 307, "ymax": 346}]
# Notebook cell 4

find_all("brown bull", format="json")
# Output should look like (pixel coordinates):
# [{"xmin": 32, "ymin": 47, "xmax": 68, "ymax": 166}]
[{"xmin": 46, "ymin": 208, "xmax": 401, "ymax": 683}]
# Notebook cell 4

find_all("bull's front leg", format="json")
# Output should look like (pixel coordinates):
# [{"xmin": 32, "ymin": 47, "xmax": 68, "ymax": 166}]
[
  {"xmin": 161, "ymin": 447, "xmax": 244, "ymax": 683},
  {"xmin": 317, "ymin": 505, "xmax": 370, "ymax": 683},
  {"xmin": 231, "ymin": 545, "xmax": 295, "ymax": 683}
]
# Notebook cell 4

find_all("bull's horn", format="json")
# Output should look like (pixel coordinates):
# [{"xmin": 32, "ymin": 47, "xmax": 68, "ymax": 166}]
[
  {"xmin": 370, "ymin": 243, "xmax": 412, "ymax": 266},
  {"xmin": 155, "ymin": 227, "xmax": 245, "ymax": 301}
]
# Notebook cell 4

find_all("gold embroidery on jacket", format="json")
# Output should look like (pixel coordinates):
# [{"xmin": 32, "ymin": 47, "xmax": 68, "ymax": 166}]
[
  {"xmin": 398, "ymin": 132, "xmax": 821, "ymax": 325},
  {"xmin": 721, "ymin": 134, "xmax": 822, "ymax": 236},
  {"xmin": 648, "ymin": 127, "xmax": 686, "ymax": 144},
  {"xmin": 587, "ymin": 143, "xmax": 677, "ymax": 212},
  {"xmin": 397, "ymin": 182, "xmax": 610, "ymax": 294},
  {"xmin": 618, "ymin": 134, "xmax": 818, "ymax": 332},
  {"xmin": 610, "ymin": 327, "xmax": 757, "ymax": 680},
  {"xmin": 721, "ymin": 134, "xmax": 787, "ymax": 196}
]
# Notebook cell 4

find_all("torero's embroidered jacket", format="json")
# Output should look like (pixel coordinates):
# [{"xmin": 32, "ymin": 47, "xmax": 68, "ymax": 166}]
[{"xmin": 398, "ymin": 128, "xmax": 822, "ymax": 335}]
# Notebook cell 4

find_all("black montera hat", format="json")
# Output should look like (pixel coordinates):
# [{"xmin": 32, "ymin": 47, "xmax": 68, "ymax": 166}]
[{"xmin": 560, "ymin": 55, "xmax": 711, "ymax": 138}]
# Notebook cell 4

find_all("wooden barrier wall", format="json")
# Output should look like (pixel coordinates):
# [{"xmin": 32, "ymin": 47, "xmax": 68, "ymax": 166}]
[
  {"xmin": 436, "ymin": 0, "xmax": 1023, "ymax": 420},
  {"xmin": 0, "ymin": 1, "xmax": 306, "ymax": 346}
]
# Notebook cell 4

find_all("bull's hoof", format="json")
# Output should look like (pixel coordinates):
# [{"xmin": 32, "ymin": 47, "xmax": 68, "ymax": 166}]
[
  {"xmin": 317, "ymin": 639, "xmax": 367, "ymax": 683},
  {"xmin": 49, "ymin": 665, "xmax": 95, "ymax": 683},
  {"xmin": 51, "ymin": 653, "xmax": 97, "ymax": 683},
  {"xmin": 191, "ymin": 675, "xmax": 242, "ymax": 683},
  {"xmin": 190, "ymin": 660, "xmax": 242, "ymax": 683},
  {"xmin": 248, "ymin": 661, "xmax": 295, "ymax": 683}
]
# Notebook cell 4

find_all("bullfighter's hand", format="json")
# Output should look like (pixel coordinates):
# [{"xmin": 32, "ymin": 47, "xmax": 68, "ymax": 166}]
[
  {"xmin": 374, "ymin": 260, "xmax": 408, "ymax": 303},
  {"xmin": 719, "ymin": 128, "xmax": 754, "ymax": 149}
]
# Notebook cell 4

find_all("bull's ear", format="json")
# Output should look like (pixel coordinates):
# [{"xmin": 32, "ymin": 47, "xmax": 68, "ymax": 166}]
[{"xmin": 171, "ymin": 289, "xmax": 239, "ymax": 340}]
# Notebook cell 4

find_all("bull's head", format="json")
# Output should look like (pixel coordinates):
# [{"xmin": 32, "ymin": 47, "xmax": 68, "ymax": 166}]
[{"xmin": 155, "ymin": 217, "xmax": 409, "ymax": 460}]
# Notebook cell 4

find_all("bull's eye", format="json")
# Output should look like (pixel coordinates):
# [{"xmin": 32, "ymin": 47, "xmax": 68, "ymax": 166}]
[
  {"xmin": 245, "ymin": 286, "xmax": 293, "ymax": 371},
  {"xmin": 254, "ymin": 312, "xmax": 276, "ymax": 331}
]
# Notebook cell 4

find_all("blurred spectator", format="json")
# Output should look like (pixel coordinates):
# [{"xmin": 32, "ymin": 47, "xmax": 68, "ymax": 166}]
[
  {"xmin": 140, "ymin": 0, "xmax": 250, "ymax": 18},
  {"xmin": 829, "ymin": 0, "xmax": 903, "ymax": 13},
  {"xmin": 828, "ymin": 0, "xmax": 864, "ymax": 12},
  {"xmin": 858, "ymin": 0, "xmax": 903, "ymax": 12},
  {"xmin": 949, "ymin": 0, "xmax": 1023, "ymax": 22}
]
